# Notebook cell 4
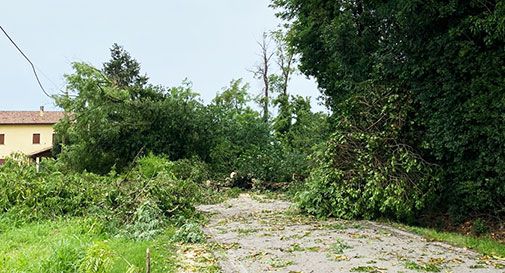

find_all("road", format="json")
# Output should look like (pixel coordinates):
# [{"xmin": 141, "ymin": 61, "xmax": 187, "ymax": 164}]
[{"xmin": 197, "ymin": 194, "xmax": 504, "ymax": 273}]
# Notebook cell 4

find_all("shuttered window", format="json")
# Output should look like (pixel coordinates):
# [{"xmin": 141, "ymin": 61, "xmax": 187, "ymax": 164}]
[
  {"xmin": 0, "ymin": 134, "xmax": 4, "ymax": 145},
  {"xmin": 33, "ymin": 133, "xmax": 40, "ymax": 144}
]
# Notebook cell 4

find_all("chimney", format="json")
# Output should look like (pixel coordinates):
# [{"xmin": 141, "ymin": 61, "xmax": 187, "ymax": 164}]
[{"xmin": 39, "ymin": 106, "xmax": 44, "ymax": 117}]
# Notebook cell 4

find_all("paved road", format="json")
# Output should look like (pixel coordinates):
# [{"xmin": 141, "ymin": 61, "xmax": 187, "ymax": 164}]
[{"xmin": 198, "ymin": 194, "xmax": 505, "ymax": 273}]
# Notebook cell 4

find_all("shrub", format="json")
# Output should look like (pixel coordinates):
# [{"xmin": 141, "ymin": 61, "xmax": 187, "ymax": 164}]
[
  {"xmin": 0, "ymin": 154, "xmax": 201, "ymax": 236},
  {"xmin": 297, "ymin": 85, "xmax": 439, "ymax": 222},
  {"xmin": 171, "ymin": 157, "xmax": 210, "ymax": 183},
  {"xmin": 136, "ymin": 153, "xmax": 176, "ymax": 179},
  {"xmin": 123, "ymin": 200, "xmax": 165, "ymax": 240},
  {"xmin": 0, "ymin": 157, "xmax": 108, "ymax": 221},
  {"xmin": 472, "ymin": 218, "xmax": 490, "ymax": 236},
  {"xmin": 171, "ymin": 222, "xmax": 206, "ymax": 244}
]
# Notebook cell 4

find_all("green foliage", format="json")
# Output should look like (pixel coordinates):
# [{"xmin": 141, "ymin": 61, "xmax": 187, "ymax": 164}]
[
  {"xmin": 0, "ymin": 155, "xmax": 200, "ymax": 235},
  {"xmin": 40, "ymin": 240, "xmax": 83, "ymax": 272},
  {"xmin": 55, "ymin": 45, "xmax": 210, "ymax": 174},
  {"xmin": 103, "ymin": 43, "xmax": 149, "ymax": 90},
  {"xmin": 297, "ymin": 84, "xmax": 438, "ymax": 221},
  {"xmin": 206, "ymin": 79, "xmax": 272, "ymax": 179},
  {"xmin": 171, "ymin": 158, "xmax": 210, "ymax": 183},
  {"xmin": 0, "ymin": 217, "xmax": 180, "ymax": 273},
  {"xmin": 402, "ymin": 224, "xmax": 505, "ymax": 258},
  {"xmin": 273, "ymin": 95, "xmax": 329, "ymax": 180},
  {"xmin": 273, "ymin": 0, "xmax": 505, "ymax": 222},
  {"xmin": 171, "ymin": 222, "xmax": 206, "ymax": 244},
  {"xmin": 124, "ymin": 201, "xmax": 165, "ymax": 240},
  {"xmin": 205, "ymin": 79, "xmax": 320, "ymax": 185},
  {"xmin": 136, "ymin": 153, "xmax": 175, "ymax": 179},
  {"xmin": 208, "ymin": 80, "xmax": 328, "ymax": 185},
  {"xmin": 472, "ymin": 218, "xmax": 490, "ymax": 236},
  {"xmin": 53, "ymin": 43, "xmax": 328, "ymax": 192},
  {"xmin": 79, "ymin": 242, "xmax": 115, "ymax": 273},
  {"xmin": 0, "ymin": 156, "xmax": 108, "ymax": 221}
]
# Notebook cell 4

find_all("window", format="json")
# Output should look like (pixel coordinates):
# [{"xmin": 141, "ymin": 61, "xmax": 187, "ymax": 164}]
[
  {"xmin": 33, "ymin": 133, "xmax": 40, "ymax": 144},
  {"xmin": 0, "ymin": 134, "xmax": 4, "ymax": 145}
]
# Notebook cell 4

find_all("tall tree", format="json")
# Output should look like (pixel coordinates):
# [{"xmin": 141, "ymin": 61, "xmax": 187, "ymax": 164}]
[
  {"xmin": 103, "ymin": 43, "xmax": 148, "ymax": 89},
  {"xmin": 271, "ymin": 30, "xmax": 295, "ymax": 97},
  {"xmin": 270, "ymin": 30, "xmax": 297, "ymax": 136},
  {"xmin": 55, "ymin": 45, "xmax": 209, "ymax": 173},
  {"xmin": 251, "ymin": 32, "xmax": 275, "ymax": 122},
  {"xmin": 273, "ymin": 0, "xmax": 505, "ymax": 221}
]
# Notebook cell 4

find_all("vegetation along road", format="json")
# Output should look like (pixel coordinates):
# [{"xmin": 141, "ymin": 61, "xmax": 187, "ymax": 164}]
[{"xmin": 196, "ymin": 194, "xmax": 505, "ymax": 273}]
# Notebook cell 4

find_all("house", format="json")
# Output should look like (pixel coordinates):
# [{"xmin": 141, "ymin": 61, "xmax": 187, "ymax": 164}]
[{"xmin": 0, "ymin": 107, "xmax": 65, "ymax": 165}]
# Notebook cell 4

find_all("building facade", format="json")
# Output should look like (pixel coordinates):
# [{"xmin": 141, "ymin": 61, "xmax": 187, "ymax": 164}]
[{"xmin": 0, "ymin": 108, "xmax": 65, "ymax": 164}]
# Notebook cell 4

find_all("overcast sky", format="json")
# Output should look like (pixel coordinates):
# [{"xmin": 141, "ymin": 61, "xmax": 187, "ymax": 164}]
[{"xmin": 0, "ymin": 0, "xmax": 323, "ymax": 112}]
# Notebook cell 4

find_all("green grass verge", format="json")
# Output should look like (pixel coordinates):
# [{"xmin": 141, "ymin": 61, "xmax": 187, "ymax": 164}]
[
  {"xmin": 0, "ymin": 217, "xmax": 178, "ymax": 273},
  {"xmin": 397, "ymin": 224, "xmax": 505, "ymax": 259}
]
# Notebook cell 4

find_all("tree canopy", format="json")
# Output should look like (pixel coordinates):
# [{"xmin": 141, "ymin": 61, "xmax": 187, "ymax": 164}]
[{"xmin": 273, "ymin": 0, "xmax": 505, "ymax": 222}]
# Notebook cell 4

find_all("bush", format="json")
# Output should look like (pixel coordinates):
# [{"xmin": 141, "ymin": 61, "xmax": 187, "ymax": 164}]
[
  {"xmin": 171, "ymin": 222, "xmax": 206, "ymax": 244},
  {"xmin": 171, "ymin": 157, "xmax": 210, "ymax": 183},
  {"xmin": 123, "ymin": 200, "xmax": 165, "ymax": 240},
  {"xmin": 0, "ymin": 154, "xmax": 201, "ymax": 237},
  {"xmin": 297, "ymin": 85, "xmax": 438, "ymax": 222},
  {"xmin": 0, "ymin": 156, "xmax": 108, "ymax": 221},
  {"xmin": 472, "ymin": 219, "xmax": 490, "ymax": 236}
]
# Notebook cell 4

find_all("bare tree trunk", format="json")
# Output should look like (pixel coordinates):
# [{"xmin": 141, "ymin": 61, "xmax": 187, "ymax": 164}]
[
  {"xmin": 262, "ymin": 47, "xmax": 270, "ymax": 122},
  {"xmin": 256, "ymin": 32, "xmax": 274, "ymax": 122}
]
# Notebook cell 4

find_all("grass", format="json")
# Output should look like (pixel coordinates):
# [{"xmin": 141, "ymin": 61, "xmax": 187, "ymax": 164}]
[
  {"xmin": 0, "ymin": 217, "xmax": 178, "ymax": 273},
  {"xmin": 395, "ymin": 223, "xmax": 505, "ymax": 259}
]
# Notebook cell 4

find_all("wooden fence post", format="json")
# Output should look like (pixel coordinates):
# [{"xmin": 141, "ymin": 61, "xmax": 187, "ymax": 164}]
[{"xmin": 146, "ymin": 248, "xmax": 151, "ymax": 273}]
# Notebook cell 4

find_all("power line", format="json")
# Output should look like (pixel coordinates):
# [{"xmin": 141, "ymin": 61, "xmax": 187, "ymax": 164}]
[{"xmin": 0, "ymin": 25, "xmax": 52, "ymax": 98}]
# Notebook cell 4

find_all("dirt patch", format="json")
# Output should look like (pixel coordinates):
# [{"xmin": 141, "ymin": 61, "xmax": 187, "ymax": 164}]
[{"xmin": 198, "ymin": 194, "xmax": 505, "ymax": 273}]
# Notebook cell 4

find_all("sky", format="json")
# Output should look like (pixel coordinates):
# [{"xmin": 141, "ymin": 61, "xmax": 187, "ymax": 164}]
[{"xmin": 0, "ymin": 0, "xmax": 323, "ymax": 112}]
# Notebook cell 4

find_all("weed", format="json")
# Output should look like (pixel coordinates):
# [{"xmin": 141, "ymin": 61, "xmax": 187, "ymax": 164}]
[
  {"xmin": 286, "ymin": 243, "xmax": 320, "ymax": 252},
  {"xmin": 40, "ymin": 240, "xmax": 83, "ymax": 272},
  {"xmin": 404, "ymin": 260, "xmax": 441, "ymax": 272},
  {"xmin": 330, "ymin": 238, "xmax": 351, "ymax": 254},
  {"xmin": 269, "ymin": 258, "xmax": 294, "ymax": 268},
  {"xmin": 79, "ymin": 242, "xmax": 114, "ymax": 273}
]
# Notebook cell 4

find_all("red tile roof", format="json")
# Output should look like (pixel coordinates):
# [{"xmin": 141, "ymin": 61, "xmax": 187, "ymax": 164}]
[{"xmin": 0, "ymin": 111, "xmax": 65, "ymax": 125}]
